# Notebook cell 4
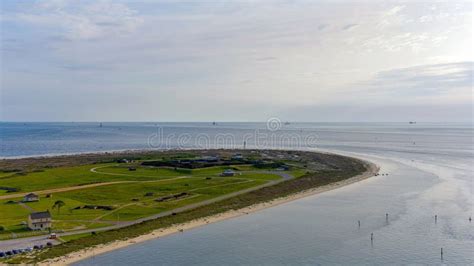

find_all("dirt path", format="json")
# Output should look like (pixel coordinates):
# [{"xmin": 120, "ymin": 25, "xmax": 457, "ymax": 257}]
[
  {"xmin": 90, "ymin": 165, "xmax": 179, "ymax": 179},
  {"xmin": 0, "ymin": 176, "xmax": 191, "ymax": 201},
  {"xmin": 18, "ymin": 202, "xmax": 34, "ymax": 212},
  {"xmin": 0, "ymin": 181, "xmax": 135, "ymax": 200}
]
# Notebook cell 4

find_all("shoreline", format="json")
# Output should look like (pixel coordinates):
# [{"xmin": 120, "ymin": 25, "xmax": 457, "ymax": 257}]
[
  {"xmin": 0, "ymin": 148, "xmax": 166, "ymax": 160},
  {"xmin": 41, "ymin": 158, "xmax": 379, "ymax": 266}
]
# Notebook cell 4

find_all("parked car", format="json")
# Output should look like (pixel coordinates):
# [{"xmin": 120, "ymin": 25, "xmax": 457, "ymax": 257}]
[
  {"xmin": 46, "ymin": 242, "xmax": 53, "ymax": 247},
  {"xmin": 25, "ymin": 247, "xmax": 33, "ymax": 252},
  {"xmin": 33, "ymin": 245, "xmax": 40, "ymax": 250},
  {"xmin": 5, "ymin": 251, "xmax": 13, "ymax": 256},
  {"xmin": 0, "ymin": 252, "xmax": 5, "ymax": 257},
  {"xmin": 11, "ymin": 249, "xmax": 19, "ymax": 254}
]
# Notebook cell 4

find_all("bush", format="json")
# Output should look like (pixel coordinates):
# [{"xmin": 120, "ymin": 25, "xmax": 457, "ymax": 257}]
[{"xmin": 0, "ymin": 225, "xmax": 5, "ymax": 231}]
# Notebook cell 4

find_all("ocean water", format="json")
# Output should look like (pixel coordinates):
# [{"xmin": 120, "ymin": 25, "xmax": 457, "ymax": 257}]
[{"xmin": 1, "ymin": 122, "xmax": 472, "ymax": 264}]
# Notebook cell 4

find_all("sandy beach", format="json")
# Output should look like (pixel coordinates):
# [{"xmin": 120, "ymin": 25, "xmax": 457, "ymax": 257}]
[{"xmin": 41, "ymin": 160, "xmax": 379, "ymax": 266}]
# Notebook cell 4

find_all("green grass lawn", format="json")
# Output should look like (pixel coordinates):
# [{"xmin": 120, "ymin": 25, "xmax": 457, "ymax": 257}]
[
  {"xmin": 289, "ymin": 169, "xmax": 309, "ymax": 178},
  {"xmin": 0, "ymin": 163, "xmax": 270, "ymax": 194},
  {"xmin": 0, "ymin": 172, "xmax": 16, "ymax": 178},
  {"xmin": 0, "ymin": 164, "xmax": 120, "ymax": 192},
  {"xmin": 0, "ymin": 162, "xmax": 284, "ymax": 237},
  {"xmin": 59, "ymin": 232, "xmax": 92, "ymax": 242},
  {"xmin": 0, "ymin": 202, "xmax": 31, "ymax": 235},
  {"xmin": 93, "ymin": 165, "xmax": 184, "ymax": 179}
]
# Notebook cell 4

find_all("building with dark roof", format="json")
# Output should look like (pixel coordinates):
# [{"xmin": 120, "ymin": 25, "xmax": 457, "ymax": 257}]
[
  {"xmin": 23, "ymin": 193, "xmax": 39, "ymax": 202},
  {"xmin": 28, "ymin": 211, "xmax": 51, "ymax": 230},
  {"xmin": 220, "ymin": 169, "xmax": 235, "ymax": 177}
]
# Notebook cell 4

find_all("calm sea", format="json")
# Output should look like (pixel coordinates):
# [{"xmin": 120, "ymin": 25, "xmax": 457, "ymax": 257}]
[{"xmin": 1, "ymin": 122, "xmax": 473, "ymax": 264}]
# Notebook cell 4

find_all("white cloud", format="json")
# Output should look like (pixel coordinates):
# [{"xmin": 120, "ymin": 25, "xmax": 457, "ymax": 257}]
[
  {"xmin": 356, "ymin": 62, "xmax": 473, "ymax": 104},
  {"xmin": 14, "ymin": 0, "xmax": 144, "ymax": 40},
  {"xmin": 1, "ymin": 1, "xmax": 472, "ymax": 121}
]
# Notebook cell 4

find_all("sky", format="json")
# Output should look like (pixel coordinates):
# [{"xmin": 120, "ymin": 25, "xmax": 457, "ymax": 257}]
[{"xmin": 0, "ymin": 0, "xmax": 472, "ymax": 122}]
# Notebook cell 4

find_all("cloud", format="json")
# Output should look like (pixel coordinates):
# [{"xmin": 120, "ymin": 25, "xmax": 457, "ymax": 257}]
[
  {"xmin": 371, "ymin": 62, "xmax": 473, "ymax": 94},
  {"xmin": 279, "ymin": 102, "xmax": 473, "ymax": 122},
  {"xmin": 255, "ymin": 56, "xmax": 277, "ymax": 62},
  {"xmin": 12, "ymin": 0, "xmax": 144, "ymax": 40},
  {"xmin": 317, "ymin": 24, "xmax": 328, "ymax": 30},
  {"xmin": 1, "ymin": 1, "xmax": 472, "ymax": 122},
  {"xmin": 341, "ymin": 23, "xmax": 358, "ymax": 31},
  {"xmin": 385, "ymin": 5, "xmax": 406, "ymax": 16}
]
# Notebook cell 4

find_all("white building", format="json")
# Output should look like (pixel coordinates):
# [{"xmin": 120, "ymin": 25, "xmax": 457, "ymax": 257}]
[
  {"xmin": 23, "ymin": 193, "xmax": 39, "ymax": 202},
  {"xmin": 28, "ymin": 211, "xmax": 52, "ymax": 230}
]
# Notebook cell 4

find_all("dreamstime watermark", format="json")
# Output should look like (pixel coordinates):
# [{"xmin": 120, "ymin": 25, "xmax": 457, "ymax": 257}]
[
  {"xmin": 147, "ymin": 117, "xmax": 318, "ymax": 150},
  {"xmin": 266, "ymin": 117, "xmax": 282, "ymax": 131}
]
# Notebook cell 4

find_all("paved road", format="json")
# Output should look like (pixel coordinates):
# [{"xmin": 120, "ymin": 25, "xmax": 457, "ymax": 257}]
[
  {"xmin": 0, "ymin": 171, "xmax": 292, "ymax": 251},
  {"xmin": 0, "ymin": 236, "xmax": 61, "ymax": 251}
]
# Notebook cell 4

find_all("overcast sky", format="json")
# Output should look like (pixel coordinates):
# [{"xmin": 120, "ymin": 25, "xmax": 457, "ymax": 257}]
[{"xmin": 1, "ymin": 0, "xmax": 472, "ymax": 122}]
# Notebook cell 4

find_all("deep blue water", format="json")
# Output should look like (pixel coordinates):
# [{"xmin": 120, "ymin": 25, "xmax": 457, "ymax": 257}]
[{"xmin": 1, "ymin": 122, "xmax": 473, "ymax": 264}]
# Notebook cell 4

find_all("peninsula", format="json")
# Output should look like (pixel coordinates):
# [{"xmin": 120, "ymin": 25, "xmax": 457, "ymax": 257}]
[{"xmin": 0, "ymin": 149, "xmax": 377, "ymax": 264}]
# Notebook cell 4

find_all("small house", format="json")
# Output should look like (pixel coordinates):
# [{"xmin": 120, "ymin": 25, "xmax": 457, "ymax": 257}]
[
  {"xmin": 231, "ymin": 154, "xmax": 244, "ymax": 160},
  {"xmin": 220, "ymin": 169, "xmax": 235, "ymax": 177},
  {"xmin": 28, "ymin": 211, "xmax": 52, "ymax": 230},
  {"xmin": 23, "ymin": 193, "xmax": 39, "ymax": 202},
  {"xmin": 202, "ymin": 156, "xmax": 219, "ymax": 162},
  {"xmin": 276, "ymin": 165, "xmax": 290, "ymax": 171}
]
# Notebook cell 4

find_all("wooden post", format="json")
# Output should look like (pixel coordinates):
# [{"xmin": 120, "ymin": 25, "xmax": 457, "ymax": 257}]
[{"xmin": 441, "ymin": 248, "xmax": 443, "ymax": 260}]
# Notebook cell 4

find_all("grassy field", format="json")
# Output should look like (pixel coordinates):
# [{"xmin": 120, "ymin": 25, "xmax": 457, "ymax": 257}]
[{"xmin": 0, "ymin": 160, "xmax": 281, "ymax": 239}]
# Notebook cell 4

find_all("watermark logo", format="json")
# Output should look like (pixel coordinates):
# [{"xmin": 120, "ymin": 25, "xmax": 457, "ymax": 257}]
[
  {"xmin": 266, "ymin": 117, "xmax": 281, "ymax": 132},
  {"xmin": 147, "ymin": 117, "xmax": 318, "ymax": 150}
]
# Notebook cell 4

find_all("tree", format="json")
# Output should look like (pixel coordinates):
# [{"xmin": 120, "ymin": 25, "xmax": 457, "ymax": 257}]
[{"xmin": 52, "ymin": 200, "xmax": 65, "ymax": 214}]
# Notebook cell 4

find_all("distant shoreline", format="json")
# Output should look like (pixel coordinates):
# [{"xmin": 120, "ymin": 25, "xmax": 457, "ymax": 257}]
[
  {"xmin": 0, "ymin": 148, "xmax": 161, "ymax": 160},
  {"xmin": 38, "ymin": 153, "xmax": 378, "ymax": 266}
]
